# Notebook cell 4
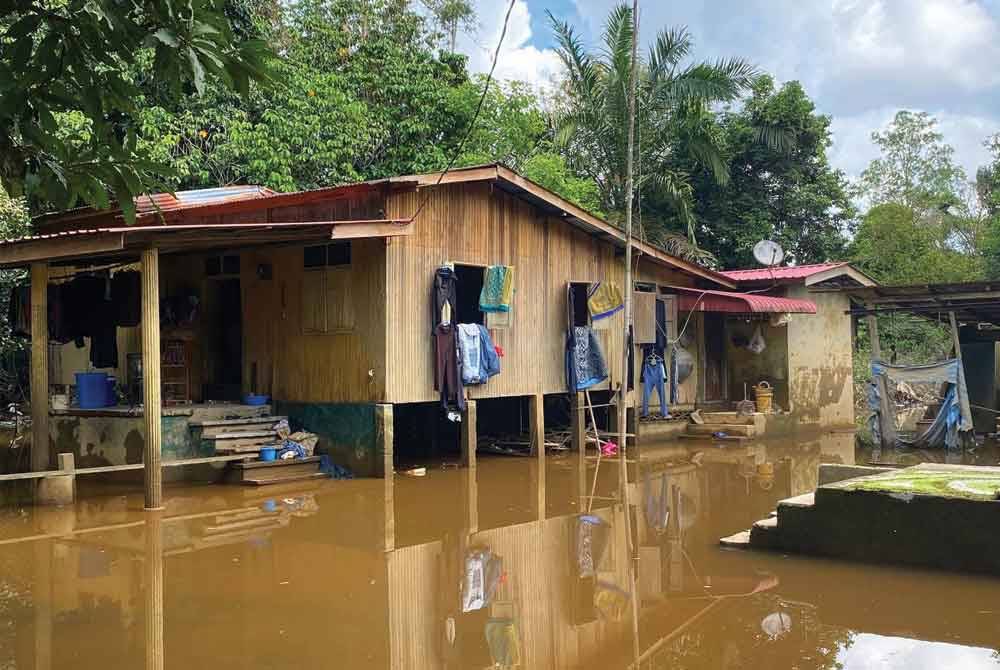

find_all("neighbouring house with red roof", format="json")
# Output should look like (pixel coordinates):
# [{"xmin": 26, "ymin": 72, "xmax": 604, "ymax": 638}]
[{"xmin": 716, "ymin": 263, "xmax": 877, "ymax": 431}]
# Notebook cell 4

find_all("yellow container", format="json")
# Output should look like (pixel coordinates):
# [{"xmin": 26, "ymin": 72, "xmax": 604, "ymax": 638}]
[{"xmin": 754, "ymin": 381, "xmax": 774, "ymax": 413}]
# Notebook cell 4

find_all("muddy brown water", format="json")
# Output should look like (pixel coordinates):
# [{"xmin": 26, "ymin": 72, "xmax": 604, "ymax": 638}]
[{"xmin": 0, "ymin": 432, "xmax": 998, "ymax": 668}]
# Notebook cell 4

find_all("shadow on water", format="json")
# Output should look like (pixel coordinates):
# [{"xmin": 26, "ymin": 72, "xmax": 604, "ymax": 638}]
[{"xmin": 0, "ymin": 431, "xmax": 997, "ymax": 668}]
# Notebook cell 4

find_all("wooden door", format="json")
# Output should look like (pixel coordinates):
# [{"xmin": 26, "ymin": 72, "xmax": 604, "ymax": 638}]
[{"xmin": 703, "ymin": 313, "xmax": 726, "ymax": 402}]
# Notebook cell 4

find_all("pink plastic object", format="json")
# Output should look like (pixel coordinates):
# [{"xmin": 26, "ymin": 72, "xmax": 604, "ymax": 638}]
[{"xmin": 600, "ymin": 440, "xmax": 619, "ymax": 457}]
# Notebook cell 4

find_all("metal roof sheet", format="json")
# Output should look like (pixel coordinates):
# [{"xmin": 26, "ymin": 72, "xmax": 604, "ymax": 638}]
[
  {"xmin": 669, "ymin": 286, "xmax": 817, "ymax": 314},
  {"xmin": 719, "ymin": 262, "xmax": 848, "ymax": 282}
]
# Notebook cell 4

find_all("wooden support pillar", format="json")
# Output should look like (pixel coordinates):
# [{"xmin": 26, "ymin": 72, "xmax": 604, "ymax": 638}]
[
  {"xmin": 375, "ymin": 404, "xmax": 394, "ymax": 478},
  {"xmin": 461, "ymin": 399, "xmax": 477, "ymax": 468},
  {"xmin": 144, "ymin": 510, "xmax": 164, "ymax": 670},
  {"xmin": 33, "ymin": 538, "xmax": 51, "ymax": 670},
  {"xmin": 571, "ymin": 393, "xmax": 587, "ymax": 508},
  {"xmin": 30, "ymin": 262, "xmax": 49, "ymax": 472},
  {"xmin": 375, "ymin": 404, "xmax": 394, "ymax": 551},
  {"xmin": 141, "ymin": 249, "xmax": 163, "ymax": 511},
  {"xmin": 463, "ymin": 466, "xmax": 478, "ymax": 536},
  {"xmin": 529, "ymin": 394, "xmax": 545, "ymax": 519},
  {"xmin": 866, "ymin": 308, "xmax": 881, "ymax": 361}
]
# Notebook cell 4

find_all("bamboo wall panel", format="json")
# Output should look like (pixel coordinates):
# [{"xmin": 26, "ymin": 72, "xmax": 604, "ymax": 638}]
[{"xmin": 385, "ymin": 183, "xmax": 630, "ymax": 404}]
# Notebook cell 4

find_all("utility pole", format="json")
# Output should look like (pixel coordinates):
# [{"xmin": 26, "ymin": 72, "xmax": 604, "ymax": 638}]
[{"xmin": 618, "ymin": 0, "xmax": 642, "ymax": 664}]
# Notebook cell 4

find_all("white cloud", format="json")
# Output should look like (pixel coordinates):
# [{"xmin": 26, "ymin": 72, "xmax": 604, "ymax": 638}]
[{"xmin": 459, "ymin": 1, "xmax": 563, "ymax": 91}]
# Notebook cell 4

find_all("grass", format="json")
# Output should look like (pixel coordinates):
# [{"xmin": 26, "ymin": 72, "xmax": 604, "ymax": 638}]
[{"xmin": 831, "ymin": 466, "xmax": 1000, "ymax": 501}]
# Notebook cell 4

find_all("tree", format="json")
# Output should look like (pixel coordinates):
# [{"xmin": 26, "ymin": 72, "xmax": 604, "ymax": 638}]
[
  {"xmin": 686, "ymin": 76, "xmax": 854, "ymax": 268},
  {"xmin": 850, "ymin": 203, "xmax": 982, "ymax": 284},
  {"xmin": 548, "ymin": 5, "xmax": 759, "ymax": 259},
  {"xmin": 420, "ymin": 0, "xmax": 476, "ymax": 52},
  {"xmin": 854, "ymin": 110, "xmax": 967, "ymax": 212},
  {"xmin": 0, "ymin": 0, "xmax": 270, "ymax": 220}
]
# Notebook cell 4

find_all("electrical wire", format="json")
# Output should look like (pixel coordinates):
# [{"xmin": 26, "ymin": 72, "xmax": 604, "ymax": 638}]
[{"xmin": 408, "ymin": 0, "xmax": 518, "ymax": 225}]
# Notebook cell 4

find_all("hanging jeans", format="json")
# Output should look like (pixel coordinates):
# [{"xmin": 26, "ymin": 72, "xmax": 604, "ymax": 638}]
[{"xmin": 642, "ymin": 359, "xmax": 667, "ymax": 417}]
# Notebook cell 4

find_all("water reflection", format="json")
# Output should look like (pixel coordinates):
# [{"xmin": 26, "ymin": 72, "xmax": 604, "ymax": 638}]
[{"xmin": 0, "ymin": 431, "xmax": 998, "ymax": 668}]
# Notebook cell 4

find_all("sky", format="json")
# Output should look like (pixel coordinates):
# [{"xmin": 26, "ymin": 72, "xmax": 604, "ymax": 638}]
[{"xmin": 456, "ymin": 0, "xmax": 1000, "ymax": 183}]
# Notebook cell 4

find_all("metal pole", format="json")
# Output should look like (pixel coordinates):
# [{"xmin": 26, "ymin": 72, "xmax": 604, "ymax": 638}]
[{"xmin": 619, "ymin": 0, "xmax": 642, "ymax": 663}]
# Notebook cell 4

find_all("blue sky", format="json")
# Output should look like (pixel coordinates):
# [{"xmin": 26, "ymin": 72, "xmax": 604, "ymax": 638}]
[{"xmin": 457, "ymin": 0, "xmax": 1000, "ymax": 185}]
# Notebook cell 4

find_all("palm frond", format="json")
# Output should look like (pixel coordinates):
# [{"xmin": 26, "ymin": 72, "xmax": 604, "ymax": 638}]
[
  {"xmin": 661, "ymin": 57, "xmax": 759, "ymax": 104},
  {"xmin": 647, "ymin": 25, "xmax": 691, "ymax": 82},
  {"xmin": 655, "ymin": 232, "xmax": 718, "ymax": 266},
  {"xmin": 754, "ymin": 122, "xmax": 797, "ymax": 154}
]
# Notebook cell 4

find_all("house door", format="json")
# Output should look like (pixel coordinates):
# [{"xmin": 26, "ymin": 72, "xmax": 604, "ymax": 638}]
[
  {"xmin": 703, "ymin": 313, "xmax": 726, "ymax": 402},
  {"xmin": 203, "ymin": 277, "xmax": 243, "ymax": 400}
]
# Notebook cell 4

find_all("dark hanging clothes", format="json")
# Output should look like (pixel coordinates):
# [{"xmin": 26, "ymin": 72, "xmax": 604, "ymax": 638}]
[
  {"xmin": 8, "ymin": 286, "xmax": 30, "ymax": 338},
  {"xmin": 654, "ymin": 298, "xmax": 667, "ymax": 355},
  {"xmin": 432, "ymin": 266, "xmax": 458, "ymax": 333},
  {"xmin": 89, "ymin": 322, "xmax": 118, "ymax": 368},
  {"xmin": 112, "ymin": 271, "xmax": 141, "ymax": 327},
  {"xmin": 434, "ymin": 323, "xmax": 465, "ymax": 411}
]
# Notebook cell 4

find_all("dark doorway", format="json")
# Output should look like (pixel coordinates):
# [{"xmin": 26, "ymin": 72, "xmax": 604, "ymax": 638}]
[
  {"xmin": 454, "ymin": 264, "xmax": 485, "ymax": 325},
  {"xmin": 203, "ymin": 278, "xmax": 242, "ymax": 400},
  {"xmin": 703, "ymin": 313, "xmax": 726, "ymax": 402}
]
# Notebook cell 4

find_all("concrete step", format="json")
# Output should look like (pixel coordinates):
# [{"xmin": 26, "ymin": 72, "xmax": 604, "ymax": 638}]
[
  {"xmin": 193, "ymin": 415, "xmax": 286, "ymax": 438},
  {"xmin": 686, "ymin": 423, "xmax": 756, "ymax": 437},
  {"xmin": 719, "ymin": 530, "xmax": 751, "ymax": 548},
  {"xmin": 698, "ymin": 411, "xmax": 756, "ymax": 425},
  {"xmin": 776, "ymin": 492, "xmax": 817, "ymax": 535},
  {"xmin": 749, "ymin": 516, "xmax": 781, "ymax": 549},
  {"xmin": 208, "ymin": 429, "xmax": 277, "ymax": 452}
]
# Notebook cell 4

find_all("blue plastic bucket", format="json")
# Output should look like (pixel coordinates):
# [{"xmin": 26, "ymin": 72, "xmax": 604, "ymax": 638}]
[
  {"xmin": 243, "ymin": 394, "xmax": 270, "ymax": 406},
  {"xmin": 76, "ymin": 372, "xmax": 110, "ymax": 409},
  {"xmin": 259, "ymin": 447, "xmax": 277, "ymax": 462}
]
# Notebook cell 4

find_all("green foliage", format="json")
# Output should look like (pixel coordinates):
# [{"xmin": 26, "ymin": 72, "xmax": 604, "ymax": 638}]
[
  {"xmin": 132, "ymin": 0, "xmax": 597, "ymax": 215},
  {"xmin": 850, "ymin": 203, "xmax": 983, "ymax": 284},
  {"xmin": 0, "ymin": 189, "xmax": 29, "ymax": 373},
  {"xmin": 687, "ymin": 76, "xmax": 854, "ymax": 268},
  {"xmin": 854, "ymin": 111, "xmax": 967, "ymax": 212},
  {"xmin": 0, "ymin": 0, "xmax": 271, "ymax": 220},
  {"xmin": 420, "ymin": 0, "xmax": 476, "ymax": 52},
  {"xmin": 548, "ymin": 5, "xmax": 760, "ymax": 259}
]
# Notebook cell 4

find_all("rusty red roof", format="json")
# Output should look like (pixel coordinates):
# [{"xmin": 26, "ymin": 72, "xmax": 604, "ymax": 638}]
[
  {"xmin": 669, "ymin": 286, "xmax": 817, "ymax": 314},
  {"xmin": 719, "ymin": 262, "xmax": 849, "ymax": 282}
]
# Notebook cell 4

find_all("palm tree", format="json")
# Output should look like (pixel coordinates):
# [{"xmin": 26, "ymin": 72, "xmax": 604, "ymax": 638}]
[{"xmin": 549, "ymin": 5, "xmax": 762, "ymax": 262}]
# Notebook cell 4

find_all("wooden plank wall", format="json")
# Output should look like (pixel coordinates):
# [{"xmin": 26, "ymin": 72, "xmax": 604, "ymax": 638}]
[
  {"xmin": 385, "ymin": 182, "xmax": 640, "ymax": 404},
  {"xmin": 239, "ymin": 236, "xmax": 388, "ymax": 404}
]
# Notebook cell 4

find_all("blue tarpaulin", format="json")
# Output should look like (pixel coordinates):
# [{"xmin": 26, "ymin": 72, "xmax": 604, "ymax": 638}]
[{"xmin": 869, "ymin": 358, "xmax": 973, "ymax": 450}]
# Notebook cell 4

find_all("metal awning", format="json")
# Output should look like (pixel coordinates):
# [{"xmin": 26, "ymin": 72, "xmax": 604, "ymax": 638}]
[{"xmin": 668, "ymin": 286, "xmax": 817, "ymax": 314}]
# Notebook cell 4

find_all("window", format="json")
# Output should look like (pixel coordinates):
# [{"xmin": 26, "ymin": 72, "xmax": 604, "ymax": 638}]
[
  {"xmin": 569, "ymin": 282, "xmax": 590, "ymax": 327},
  {"xmin": 304, "ymin": 242, "xmax": 351, "ymax": 269},
  {"xmin": 303, "ymin": 243, "xmax": 355, "ymax": 334},
  {"xmin": 453, "ymin": 264, "xmax": 485, "ymax": 325},
  {"xmin": 205, "ymin": 254, "xmax": 240, "ymax": 277}
]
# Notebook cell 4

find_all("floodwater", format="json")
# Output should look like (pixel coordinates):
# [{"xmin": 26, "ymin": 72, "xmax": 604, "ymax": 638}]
[{"xmin": 0, "ymin": 432, "xmax": 999, "ymax": 668}]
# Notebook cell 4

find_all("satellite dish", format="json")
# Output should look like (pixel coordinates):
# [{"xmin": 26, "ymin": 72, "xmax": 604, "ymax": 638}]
[{"xmin": 753, "ymin": 240, "xmax": 785, "ymax": 267}]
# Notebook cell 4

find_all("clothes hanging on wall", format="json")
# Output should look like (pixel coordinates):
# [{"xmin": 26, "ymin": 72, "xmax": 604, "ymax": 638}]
[
  {"xmin": 477, "ymin": 325, "xmax": 501, "ymax": 379},
  {"xmin": 641, "ymin": 353, "xmax": 668, "ymax": 417},
  {"xmin": 434, "ymin": 323, "xmax": 465, "ymax": 411},
  {"xmin": 111, "ymin": 270, "xmax": 141, "ymax": 327},
  {"xmin": 633, "ymin": 291, "xmax": 657, "ymax": 344},
  {"xmin": 479, "ymin": 265, "xmax": 514, "ymax": 313},
  {"xmin": 587, "ymin": 282, "xmax": 623, "ymax": 321},
  {"xmin": 7, "ymin": 286, "xmax": 30, "ymax": 338},
  {"xmin": 566, "ymin": 326, "xmax": 608, "ymax": 391},
  {"xmin": 457, "ymin": 324, "xmax": 483, "ymax": 385},
  {"xmin": 432, "ymin": 266, "xmax": 458, "ymax": 333}
]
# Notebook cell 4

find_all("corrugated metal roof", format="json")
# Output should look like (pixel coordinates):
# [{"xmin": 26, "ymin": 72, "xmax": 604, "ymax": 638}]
[
  {"xmin": 719, "ymin": 262, "xmax": 848, "ymax": 282},
  {"xmin": 134, "ymin": 185, "xmax": 277, "ymax": 215},
  {"xmin": 669, "ymin": 286, "xmax": 817, "ymax": 314}
]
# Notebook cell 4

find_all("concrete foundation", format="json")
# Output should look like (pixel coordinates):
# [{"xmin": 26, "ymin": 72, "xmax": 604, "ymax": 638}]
[{"xmin": 725, "ymin": 463, "xmax": 1000, "ymax": 575}]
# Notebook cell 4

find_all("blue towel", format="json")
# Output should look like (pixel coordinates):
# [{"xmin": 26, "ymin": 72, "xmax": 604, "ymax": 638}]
[{"xmin": 478, "ymin": 325, "xmax": 501, "ymax": 379}]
